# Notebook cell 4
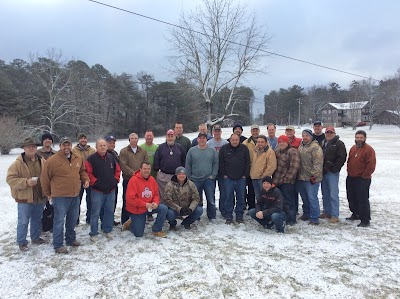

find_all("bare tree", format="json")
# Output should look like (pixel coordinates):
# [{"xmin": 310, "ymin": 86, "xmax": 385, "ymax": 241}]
[
  {"xmin": 29, "ymin": 49, "xmax": 73, "ymax": 134},
  {"xmin": 167, "ymin": 0, "xmax": 270, "ymax": 127},
  {"xmin": 0, "ymin": 116, "xmax": 29, "ymax": 154}
]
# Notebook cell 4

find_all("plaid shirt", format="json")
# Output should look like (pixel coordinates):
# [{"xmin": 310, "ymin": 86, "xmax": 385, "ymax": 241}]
[{"xmin": 272, "ymin": 146, "xmax": 300, "ymax": 185}]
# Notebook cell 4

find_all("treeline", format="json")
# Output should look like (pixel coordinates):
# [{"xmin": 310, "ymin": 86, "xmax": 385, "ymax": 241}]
[
  {"xmin": 0, "ymin": 49, "xmax": 253, "ymax": 143},
  {"xmin": 263, "ymin": 73, "xmax": 400, "ymax": 127}
]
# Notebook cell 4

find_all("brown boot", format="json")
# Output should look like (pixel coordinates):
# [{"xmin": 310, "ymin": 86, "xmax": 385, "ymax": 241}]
[
  {"xmin": 121, "ymin": 219, "xmax": 132, "ymax": 231},
  {"xmin": 152, "ymin": 231, "xmax": 167, "ymax": 238},
  {"xmin": 319, "ymin": 213, "xmax": 331, "ymax": 219},
  {"xmin": 329, "ymin": 217, "xmax": 339, "ymax": 223}
]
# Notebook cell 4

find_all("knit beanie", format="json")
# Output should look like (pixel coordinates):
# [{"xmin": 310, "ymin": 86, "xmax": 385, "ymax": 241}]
[
  {"xmin": 302, "ymin": 129, "xmax": 313, "ymax": 138},
  {"xmin": 262, "ymin": 176, "xmax": 273, "ymax": 184},
  {"xmin": 232, "ymin": 124, "xmax": 243, "ymax": 132},
  {"xmin": 41, "ymin": 133, "xmax": 53, "ymax": 143},
  {"xmin": 277, "ymin": 135, "xmax": 289, "ymax": 144}
]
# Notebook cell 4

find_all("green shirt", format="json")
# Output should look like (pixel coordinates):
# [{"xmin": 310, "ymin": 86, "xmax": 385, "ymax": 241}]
[{"xmin": 140, "ymin": 143, "xmax": 159, "ymax": 178}]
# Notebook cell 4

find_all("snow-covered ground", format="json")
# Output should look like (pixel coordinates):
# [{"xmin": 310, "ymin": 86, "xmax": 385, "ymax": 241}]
[{"xmin": 1, "ymin": 125, "xmax": 399, "ymax": 299}]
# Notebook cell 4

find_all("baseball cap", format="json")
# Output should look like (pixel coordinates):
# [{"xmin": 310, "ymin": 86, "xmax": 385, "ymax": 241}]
[
  {"xmin": 251, "ymin": 124, "xmax": 260, "ymax": 130},
  {"xmin": 105, "ymin": 135, "xmax": 117, "ymax": 142},
  {"xmin": 325, "ymin": 126, "xmax": 335, "ymax": 133},
  {"xmin": 313, "ymin": 120, "xmax": 322, "ymax": 126},
  {"xmin": 286, "ymin": 125, "xmax": 295, "ymax": 131},
  {"xmin": 166, "ymin": 129, "xmax": 175, "ymax": 135},
  {"xmin": 213, "ymin": 124, "xmax": 221, "ymax": 131},
  {"xmin": 198, "ymin": 132, "xmax": 207, "ymax": 138},
  {"xmin": 59, "ymin": 137, "xmax": 72, "ymax": 145}
]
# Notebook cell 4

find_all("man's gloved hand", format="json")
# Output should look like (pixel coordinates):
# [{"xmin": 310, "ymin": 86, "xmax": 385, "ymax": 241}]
[
  {"xmin": 310, "ymin": 176, "xmax": 316, "ymax": 185},
  {"xmin": 180, "ymin": 207, "xmax": 192, "ymax": 216}
]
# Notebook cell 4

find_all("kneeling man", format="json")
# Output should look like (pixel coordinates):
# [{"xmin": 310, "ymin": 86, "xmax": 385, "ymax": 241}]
[
  {"xmin": 164, "ymin": 167, "xmax": 203, "ymax": 230},
  {"xmin": 124, "ymin": 162, "xmax": 168, "ymax": 237},
  {"xmin": 249, "ymin": 176, "xmax": 288, "ymax": 233}
]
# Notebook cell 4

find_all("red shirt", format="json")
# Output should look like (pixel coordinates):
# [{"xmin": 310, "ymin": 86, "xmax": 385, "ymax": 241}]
[{"xmin": 347, "ymin": 143, "xmax": 376, "ymax": 179}]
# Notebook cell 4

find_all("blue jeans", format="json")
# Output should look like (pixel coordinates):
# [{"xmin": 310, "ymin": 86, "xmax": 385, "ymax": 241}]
[
  {"xmin": 17, "ymin": 203, "xmax": 44, "ymax": 245},
  {"xmin": 129, "ymin": 204, "xmax": 168, "ymax": 237},
  {"xmin": 192, "ymin": 178, "xmax": 216, "ymax": 220},
  {"xmin": 166, "ymin": 206, "xmax": 203, "ymax": 226},
  {"xmin": 79, "ymin": 186, "xmax": 92, "ymax": 223},
  {"xmin": 321, "ymin": 172, "xmax": 340, "ymax": 218},
  {"xmin": 277, "ymin": 183, "xmax": 296, "ymax": 224},
  {"xmin": 249, "ymin": 208, "xmax": 287, "ymax": 233},
  {"xmin": 297, "ymin": 181, "xmax": 320, "ymax": 223},
  {"xmin": 224, "ymin": 177, "xmax": 246, "ymax": 220},
  {"xmin": 252, "ymin": 179, "xmax": 263, "ymax": 202},
  {"xmin": 53, "ymin": 196, "xmax": 80, "ymax": 249},
  {"xmin": 90, "ymin": 189, "xmax": 115, "ymax": 236},
  {"xmin": 216, "ymin": 174, "xmax": 227, "ymax": 217}
]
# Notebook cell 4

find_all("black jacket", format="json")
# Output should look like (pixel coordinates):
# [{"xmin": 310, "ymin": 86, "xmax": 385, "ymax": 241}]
[
  {"xmin": 322, "ymin": 135, "xmax": 347, "ymax": 174},
  {"xmin": 218, "ymin": 143, "xmax": 250, "ymax": 180},
  {"xmin": 256, "ymin": 187, "xmax": 288, "ymax": 217},
  {"xmin": 153, "ymin": 142, "xmax": 186, "ymax": 174}
]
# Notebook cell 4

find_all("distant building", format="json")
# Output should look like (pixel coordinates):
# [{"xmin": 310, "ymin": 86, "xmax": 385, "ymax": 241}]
[
  {"xmin": 320, "ymin": 101, "xmax": 370, "ymax": 127},
  {"xmin": 374, "ymin": 110, "xmax": 399, "ymax": 125}
]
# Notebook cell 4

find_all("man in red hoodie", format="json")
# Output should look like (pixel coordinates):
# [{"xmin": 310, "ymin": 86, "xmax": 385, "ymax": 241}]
[
  {"xmin": 346, "ymin": 130, "xmax": 376, "ymax": 227},
  {"xmin": 123, "ymin": 162, "xmax": 168, "ymax": 237}
]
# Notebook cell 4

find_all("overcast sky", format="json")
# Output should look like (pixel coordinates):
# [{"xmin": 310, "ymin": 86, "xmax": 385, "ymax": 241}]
[{"xmin": 2, "ymin": 0, "xmax": 400, "ymax": 114}]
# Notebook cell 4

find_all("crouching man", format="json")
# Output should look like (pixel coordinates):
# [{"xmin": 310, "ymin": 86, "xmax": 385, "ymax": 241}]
[
  {"xmin": 164, "ymin": 167, "xmax": 203, "ymax": 230},
  {"xmin": 249, "ymin": 176, "xmax": 288, "ymax": 233},
  {"xmin": 124, "ymin": 162, "xmax": 168, "ymax": 238}
]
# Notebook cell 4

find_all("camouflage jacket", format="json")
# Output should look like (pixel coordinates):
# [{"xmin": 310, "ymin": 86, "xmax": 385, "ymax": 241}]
[
  {"xmin": 298, "ymin": 140, "xmax": 323, "ymax": 182},
  {"xmin": 163, "ymin": 175, "xmax": 200, "ymax": 213}
]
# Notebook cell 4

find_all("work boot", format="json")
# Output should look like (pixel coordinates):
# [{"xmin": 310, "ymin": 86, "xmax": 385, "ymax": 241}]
[
  {"xmin": 357, "ymin": 222, "xmax": 370, "ymax": 227},
  {"xmin": 319, "ymin": 213, "xmax": 331, "ymax": 219},
  {"xmin": 121, "ymin": 219, "xmax": 132, "ymax": 231},
  {"xmin": 55, "ymin": 246, "xmax": 68, "ymax": 254},
  {"xmin": 105, "ymin": 233, "xmax": 114, "ymax": 240},
  {"xmin": 236, "ymin": 219, "xmax": 244, "ymax": 224},
  {"xmin": 299, "ymin": 214, "xmax": 309, "ymax": 221},
  {"xmin": 19, "ymin": 244, "xmax": 28, "ymax": 252},
  {"xmin": 225, "ymin": 219, "xmax": 234, "ymax": 225},
  {"xmin": 152, "ymin": 231, "xmax": 167, "ymax": 238},
  {"xmin": 169, "ymin": 225, "xmax": 178, "ymax": 231},
  {"xmin": 329, "ymin": 217, "xmax": 339, "ymax": 224},
  {"xmin": 32, "ymin": 237, "xmax": 47, "ymax": 245},
  {"xmin": 345, "ymin": 214, "xmax": 359, "ymax": 221},
  {"xmin": 90, "ymin": 235, "xmax": 98, "ymax": 242},
  {"xmin": 68, "ymin": 240, "xmax": 81, "ymax": 247},
  {"xmin": 308, "ymin": 221, "xmax": 319, "ymax": 226}
]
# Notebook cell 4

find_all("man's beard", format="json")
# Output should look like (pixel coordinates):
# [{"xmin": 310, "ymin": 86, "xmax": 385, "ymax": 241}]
[{"xmin": 355, "ymin": 140, "xmax": 365, "ymax": 148}]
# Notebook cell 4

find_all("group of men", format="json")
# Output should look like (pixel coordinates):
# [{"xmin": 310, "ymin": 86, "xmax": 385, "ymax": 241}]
[{"xmin": 7, "ymin": 121, "xmax": 376, "ymax": 253}]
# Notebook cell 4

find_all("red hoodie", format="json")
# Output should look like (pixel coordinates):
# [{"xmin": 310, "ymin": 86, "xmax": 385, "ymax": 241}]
[{"xmin": 126, "ymin": 169, "xmax": 160, "ymax": 215}]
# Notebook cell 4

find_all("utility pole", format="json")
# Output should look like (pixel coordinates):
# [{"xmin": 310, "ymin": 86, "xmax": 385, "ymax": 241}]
[{"xmin": 297, "ymin": 98, "xmax": 301, "ymax": 129}]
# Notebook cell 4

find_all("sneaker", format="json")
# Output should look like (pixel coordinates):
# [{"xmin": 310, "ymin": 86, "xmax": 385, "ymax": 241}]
[
  {"xmin": 90, "ymin": 235, "xmax": 98, "ymax": 242},
  {"xmin": 357, "ymin": 222, "xmax": 370, "ymax": 227},
  {"xmin": 308, "ymin": 221, "xmax": 319, "ymax": 226},
  {"xmin": 152, "ymin": 231, "xmax": 167, "ymax": 238},
  {"xmin": 55, "ymin": 246, "xmax": 68, "ymax": 254},
  {"xmin": 225, "ymin": 219, "xmax": 234, "ymax": 225},
  {"xmin": 113, "ymin": 221, "xmax": 120, "ymax": 227},
  {"xmin": 236, "ymin": 219, "xmax": 244, "ymax": 224},
  {"xmin": 19, "ymin": 244, "xmax": 28, "ymax": 252},
  {"xmin": 67, "ymin": 240, "xmax": 81, "ymax": 247},
  {"xmin": 169, "ymin": 225, "xmax": 178, "ymax": 231},
  {"xmin": 105, "ymin": 233, "xmax": 114, "ymax": 240},
  {"xmin": 346, "ymin": 214, "xmax": 359, "ymax": 221},
  {"xmin": 147, "ymin": 215, "xmax": 154, "ymax": 222},
  {"xmin": 319, "ymin": 213, "xmax": 331, "ymax": 219},
  {"xmin": 32, "ymin": 237, "xmax": 47, "ymax": 245},
  {"xmin": 329, "ymin": 217, "xmax": 339, "ymax": 224},
  {"xmin": 299, "ymin": 214, "xmax": 310, "ymax": 221},
  {"xmin": 121, "ymin": 219, "xmax": 132, "ymax": 231}
]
